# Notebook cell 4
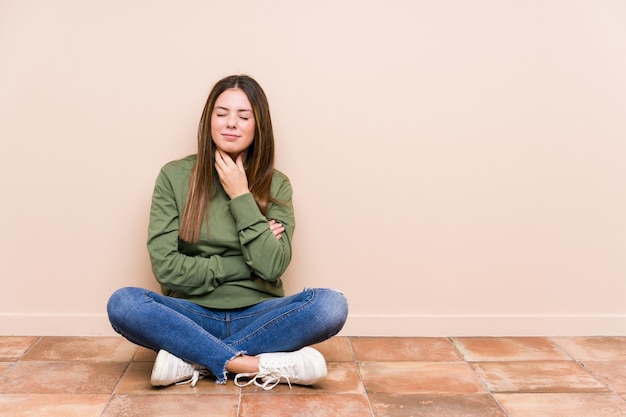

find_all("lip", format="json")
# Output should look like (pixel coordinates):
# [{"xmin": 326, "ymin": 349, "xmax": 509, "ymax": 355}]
[{"xmin": 221, "ymin": 133, "xmax": 240, "ymax": 141}]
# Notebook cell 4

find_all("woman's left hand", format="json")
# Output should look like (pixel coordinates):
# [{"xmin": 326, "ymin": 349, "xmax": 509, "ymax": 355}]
[
  {"xmin": 269, "ymin": 219, "xmax": 285, "ymax": 240},
  {"xmin": 215, "ymin": 150, "xmax": 250, "ymax": 199}
]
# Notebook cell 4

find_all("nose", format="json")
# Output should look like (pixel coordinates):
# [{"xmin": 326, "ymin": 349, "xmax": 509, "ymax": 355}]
[{"xmin": 226, "ymin": 114, "xmax": 237, "ymax": 128}]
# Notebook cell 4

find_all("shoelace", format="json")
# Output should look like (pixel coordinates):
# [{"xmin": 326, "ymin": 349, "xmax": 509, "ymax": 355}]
[
  {"xmin": 175, "ymin": 369, "xmax": 210, "ymax": 387},
  {"xmin": 234, "ymin": 368, "xmax": 293, "ymax": 390}
]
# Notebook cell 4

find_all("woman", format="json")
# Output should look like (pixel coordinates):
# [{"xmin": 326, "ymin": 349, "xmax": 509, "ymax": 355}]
[{"xmin": 107, "ymin": 74, "xmax": 348, "ymax": 390}]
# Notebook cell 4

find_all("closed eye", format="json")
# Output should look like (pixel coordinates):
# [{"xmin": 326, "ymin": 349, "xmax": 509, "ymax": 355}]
[{"xmin": 214, "ymin": 106, "xmax": 253, "ymax": 120}]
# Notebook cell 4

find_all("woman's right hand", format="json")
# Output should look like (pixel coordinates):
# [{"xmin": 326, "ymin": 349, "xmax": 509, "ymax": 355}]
[{"xmin": 215, "ymin": 150, "xmax": 250, "ymax": 199}]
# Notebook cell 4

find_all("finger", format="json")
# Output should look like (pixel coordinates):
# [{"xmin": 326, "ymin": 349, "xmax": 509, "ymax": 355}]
[
  {"xmin": 269, "ymin": 220, "xmax": 284, "ymax": 231},
  {"xmin": 216, "ymin": 149, "xmax": 234, "ymax": 167},
  {"xmin": 215, "ymin": 150, "xmax": 225, "ymax": 169},
  {"xmin": 235, "ymin": 153, "xmax": 245, "ymax": 171}
]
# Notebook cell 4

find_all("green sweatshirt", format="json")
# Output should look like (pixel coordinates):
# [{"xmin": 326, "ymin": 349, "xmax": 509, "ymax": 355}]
[{"xmin": 147, "ymin": 155, "xmax": 295, "ymax": 309}]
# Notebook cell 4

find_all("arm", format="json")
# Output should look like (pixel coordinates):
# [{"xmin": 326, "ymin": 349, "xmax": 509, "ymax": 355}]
[
  {"xmin": 228, "ymin": 176, "xmax": 295, "ymax": 281},
  {"xmin": 147, "ymin": 166, "xmax": 251, "ymax": 296},
  {"xmin": 215, "ymin": 150, "xmax": 295, "ymax": 281}
]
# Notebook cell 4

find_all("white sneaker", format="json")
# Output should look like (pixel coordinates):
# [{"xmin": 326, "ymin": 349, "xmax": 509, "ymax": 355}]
[
  {"xmin": 150, "ymin": 349, "xmax": 208, "ymax": 387},
  {"xmin": 234, "ymin": 347, "xmax": 327, "ymax": 390}
]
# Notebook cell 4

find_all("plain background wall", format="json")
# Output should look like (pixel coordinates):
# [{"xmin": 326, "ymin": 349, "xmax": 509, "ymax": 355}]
[{"xmin": 1, "ymin": 0, "xmax": 625, "ymax": 336}]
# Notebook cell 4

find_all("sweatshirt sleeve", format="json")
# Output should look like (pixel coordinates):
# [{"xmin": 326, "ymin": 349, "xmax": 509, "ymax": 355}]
[
  {"xmin": 147, "ymin": 167, "xmax": 251, "ymax": 296},
  {"xmin": 228, "ymin": 173, "xmax": 295, "ymax": 281}
]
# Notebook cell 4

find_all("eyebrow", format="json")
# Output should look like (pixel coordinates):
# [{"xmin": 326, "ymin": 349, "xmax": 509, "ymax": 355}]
[{"xmin": 215, "ymin": 106, "xmax": 253, "ymax": 113}]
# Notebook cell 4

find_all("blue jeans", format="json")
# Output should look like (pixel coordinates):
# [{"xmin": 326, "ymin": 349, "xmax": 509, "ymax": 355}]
[{"xmin": 107, "ymin": 287, "xmax": 348, "ymax": 383}]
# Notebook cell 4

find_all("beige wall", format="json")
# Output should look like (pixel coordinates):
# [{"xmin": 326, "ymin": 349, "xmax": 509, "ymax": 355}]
[{"xmin": 1, "ymin": 0, "xmax": 625, "ymax": 336}]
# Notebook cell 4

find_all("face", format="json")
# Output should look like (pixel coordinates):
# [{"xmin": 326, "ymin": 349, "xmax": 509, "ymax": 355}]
[{"xmin": 211, "ymin": 88, "xmax": 255, "ymax": 159}]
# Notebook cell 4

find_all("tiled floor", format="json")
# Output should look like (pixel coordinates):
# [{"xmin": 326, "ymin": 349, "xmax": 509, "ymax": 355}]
[{"xmin": 1, "ymin": 336, "xmax": 626, "ymax": 416}]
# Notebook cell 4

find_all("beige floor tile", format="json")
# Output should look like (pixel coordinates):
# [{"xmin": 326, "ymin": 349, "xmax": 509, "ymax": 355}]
[
  {"xmin": 495, "ymin": 393, "xmax": 626, "ymax": 417},
  {"xmin": 0, "ymin": 362, "xmax": 13, "ymax": 376},
  {"xmin": 0, "ymin": 394, "xmax": 110, "ymax": 417},
  {"xmin": 239, "ymin": 393, "xmax": 372, "ymax": 417},
  {"xmin": 0, "ymin": 361, "xmax": 127, "ymax": 394},
  {"xmin": 351, "ymin": 337, "xmax": 462, "ymax": 362},
  {"xmin": 552, "ymin": 337, "xmax": 626, "ymax": 362},
  {"xmin": 360, "ymin": 362, "xmax": 487, "ymax": 394},
  {"xmin": 115, "ymin": 361, "xmax": 239, "ymax": 395},
  {"xmin": 312, "ymin": 336, "xmax": 354, "ymax": 362},
  {"xmin": 22, "ymin": 336, "xmax": 137, "ymax": 362},
  {"xmin": 472, "ymin": 361, "xmax": 608, "ymax": 393},
  {"xmin": 584, "ymin": 361, "xmax": 626, "ymax": 395},
  {"xmin": 133, "ymin": 346, "xmax": 157, "ymax": 362},
  {"xmin": 0, "ymin": 336, "xmax": 39, "ymax": 360},
  {"xmin": 102, "ymin": 394, "xmax": 238, "ymax": 417},
  {"xmin": 452, "ymin": 337, "xmax": 570, "ymax": 361},
  {"xmin": 369, "ymin": 393, "xmax": 508, "ymax": 417},
  {"xmin": 240, "ymin": 362, "xmax": 365, "ymax": 395}
]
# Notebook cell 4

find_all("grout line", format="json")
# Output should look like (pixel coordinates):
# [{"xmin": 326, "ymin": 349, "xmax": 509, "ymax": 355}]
[
  {"xmin": 447, "ymin": 337, "xmax": 514, "ymax": 417},
  {"xmin": 110, "ymin": 360, "xmax": 132, "ymax": 396},
  {"xmin": 447, "ymin": 336, "xmax": 466, "ymax": 361},
  {"xmin": 97, "ymin": 359, "xmax": 132, "ymax": 417},
  {"xmin": 20, "ymin": 335, "xmax": 43, "ymax": 359},
  {"xmin": 347, "ymin": 336, "xmax": 376, "ymax": 417},
  {"xmin": 0, "ymin": 336, "xmax": 43, "ymax": 384},
  {"xmin": 574, "ymin": 360, "xmax": 626, "ymax": 400},
  {"xmin": 547, "ymin": 336, "xmax": 580, "ymax": 363},
  {"xmin": 488, "ymin": 393, "xmax": 513, "ymax": 417},
  {"xmin": 548, "ymin": 336, "xmax": 623, "ymax": 397}
]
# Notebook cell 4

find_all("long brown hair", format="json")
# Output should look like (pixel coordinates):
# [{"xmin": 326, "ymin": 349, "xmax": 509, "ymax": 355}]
[{"xmin": 179, "ymin": 75, "xmax": 276, "ymax": 243}]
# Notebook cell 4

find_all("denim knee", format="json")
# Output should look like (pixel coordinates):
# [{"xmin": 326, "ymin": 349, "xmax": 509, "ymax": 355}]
[
  {"xmin": 314, "ymin": 288, "xmax": 349, "ymax": 337},
  {"xmin": 106, "ymin": 286, "xmax": 142, "ymax": 329}
]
